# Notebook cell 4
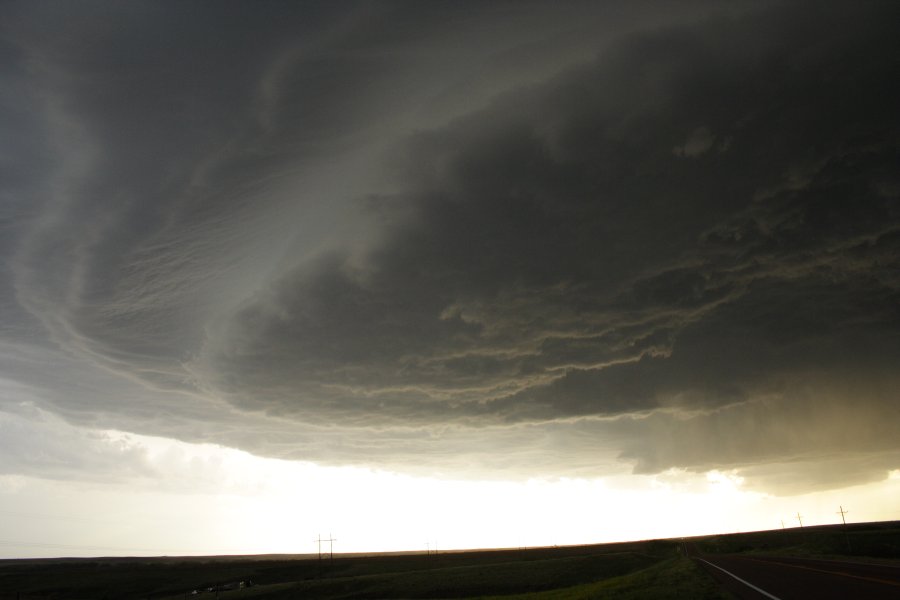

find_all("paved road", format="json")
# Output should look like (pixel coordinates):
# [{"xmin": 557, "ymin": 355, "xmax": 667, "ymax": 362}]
[{"xmin": 694, "ymin": 554, "xmax": 900, "ymax": 599}]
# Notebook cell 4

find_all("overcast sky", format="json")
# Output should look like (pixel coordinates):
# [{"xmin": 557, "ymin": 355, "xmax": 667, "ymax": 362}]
[{"xmin": 1, "ymin": 0, "xmax": 898, "ymax": 557}]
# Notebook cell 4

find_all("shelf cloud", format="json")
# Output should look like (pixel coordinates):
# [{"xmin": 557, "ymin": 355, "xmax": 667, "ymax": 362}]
[{"xmin": 1, "ymin": 0, "xmax": 898, "ymax": 494}]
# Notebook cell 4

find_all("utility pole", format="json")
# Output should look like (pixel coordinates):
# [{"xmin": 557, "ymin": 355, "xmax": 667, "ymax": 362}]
[
  {"xmin": 781, "ymin": 520, "xmax": 785, "ymax": 529},
  {"xmin": 838, "ymin": 506, "xmax": 851, "ymax": 552},
  {"xmin": 315, "ymin": 534, "xmax": 336, "ymax": 561},
  {"xmin": 837, "ymin": 505, "xmax": 849, "ymax": 526},
  {"xmin": 797, "ymin": 513, "xmax": 803, "ymax": 528},
  {"xmin": 315, "ymin": 533, "xmax": 323, "ymax": 577}
]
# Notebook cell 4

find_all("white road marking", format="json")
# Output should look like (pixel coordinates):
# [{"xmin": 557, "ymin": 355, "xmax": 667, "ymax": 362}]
[{"xmin": 695, "ymin": 557, "xmax": 783, "ymax": 600}]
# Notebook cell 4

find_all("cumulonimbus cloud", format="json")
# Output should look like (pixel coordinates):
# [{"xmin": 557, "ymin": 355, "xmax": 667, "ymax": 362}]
[{"xmin": 1, "ymin": 0, "xmax": 898, "ymax": 491}]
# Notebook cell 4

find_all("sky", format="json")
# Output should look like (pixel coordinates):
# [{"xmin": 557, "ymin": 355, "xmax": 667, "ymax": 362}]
[{"xmin": 0, "ymin": 0, "xmax": 898, "ymax": 558}]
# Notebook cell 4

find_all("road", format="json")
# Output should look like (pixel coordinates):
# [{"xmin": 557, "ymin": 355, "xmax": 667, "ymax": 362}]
[{"xmin": 694, "ymin": 553, "xmax": 900, "ymax": 599}]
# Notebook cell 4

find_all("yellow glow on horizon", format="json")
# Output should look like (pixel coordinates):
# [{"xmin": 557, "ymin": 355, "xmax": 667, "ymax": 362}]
[
  {"xmin": 103, "ymin": 433, "xmax": 898, "ymax": 555},
  {"xmin": 1, "ymin": 431, "xmax": 896, "ymax": 558}
]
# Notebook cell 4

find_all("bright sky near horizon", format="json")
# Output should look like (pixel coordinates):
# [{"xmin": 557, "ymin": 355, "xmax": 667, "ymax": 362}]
[
  {"xmin": 2, "ymin": 428, "xmax": 898, "ymax": 558},
  {"xmin": 1, "ymin": 0, "xmax": 899, "ymax": 558}
]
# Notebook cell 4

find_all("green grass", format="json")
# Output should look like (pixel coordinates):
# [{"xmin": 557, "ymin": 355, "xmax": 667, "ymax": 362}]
[
  {"xmin": 691, "ymin": 520, "xmax": 900, "ymax": 560},
  {"xmin": 205, "ymin": 551, "xmax": 661, "ymax": 599},
  {"xmin": 2, "ymin": 521, "xmax": 897, "ymax": 599},
  {"xmin": 474, "ymin": 557, "xmax": 729, "ymax": 600}
]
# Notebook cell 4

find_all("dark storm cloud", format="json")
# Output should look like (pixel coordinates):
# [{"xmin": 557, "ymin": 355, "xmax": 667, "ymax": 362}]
[
  {"xmin": 2, "ymin": 0, "xmax": 652, "ymax": 393},
  {"xmin": 210, "ymin": 1, "xmax": 899, "ymax": 422},
  {"xmin": 1, "ymin": 0, "xmax": 898, "ymax": 491}
]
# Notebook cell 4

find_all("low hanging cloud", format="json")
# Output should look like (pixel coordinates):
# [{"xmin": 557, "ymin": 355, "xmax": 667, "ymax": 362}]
[
  {"xmin": 205, "ymin": 2, "xmax": 899, "ymax": 420},
  {"xmin": 1, "ymin": 0, "xmax": 898, "ymax": 493}
]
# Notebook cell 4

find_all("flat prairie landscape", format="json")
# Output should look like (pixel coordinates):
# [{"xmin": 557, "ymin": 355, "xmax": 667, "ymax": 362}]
[
  {"xmin": 2, "ymin": 4, "xmax": 899, "ymax": 600},
  {"xmin": 0, "ymin": 521, "xmax": 897, "ymax": 599}
]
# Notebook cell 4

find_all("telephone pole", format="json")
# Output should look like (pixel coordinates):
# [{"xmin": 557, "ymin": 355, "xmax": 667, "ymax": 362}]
[
  {"xmin": 837, "ymin": 505, "xmax": 849, "ymax": 526},
  {"xmin": 314, "ymin": 534, "xmax": 337, "ymax": 559},
  {"xmin": 838, "ymin": 506, "xmax": 851, "ymax": 552},
  {"xmin": 314, "ymin": 534, "xmax": 336, "ymax": 575},
  {"xmin": 796, "ymin": 512, "xmax": 803, "ymax": 527},
  {"xmin": 325, "ymin": 533, "xmax": 336, "ymax": 564},
  {"xmin": 315, "ymin": 534, "xmax": 323, "ymax": 576}
]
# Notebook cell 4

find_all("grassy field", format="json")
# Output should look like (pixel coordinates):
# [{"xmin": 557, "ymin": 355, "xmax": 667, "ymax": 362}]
[
  {"xmin": 474, "ymin": 556, "xmax": 730, "ymax": 600},
  {"xmin": 0, "ymin": 521, "xmax": 896, "ymax": 599},
  {"xmin": 689, "ymin": 519, "xmax": 900, "ymax": 561}
]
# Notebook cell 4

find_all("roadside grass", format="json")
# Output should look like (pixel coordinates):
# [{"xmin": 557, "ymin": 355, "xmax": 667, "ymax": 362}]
[
  {"xmin": 474, "ymin": 557, "xmax": 729, "ymax": 600},
  {"xmin": 201, "ymin": 551, "xmax": 661, "ymax": 599},
  {"xmin": 693, "ymin": 520, "xmax": 900, "ymax": 561},
  {"xmin": 5, "ymin": 522, "xmax": 897, "ymax": 599}
]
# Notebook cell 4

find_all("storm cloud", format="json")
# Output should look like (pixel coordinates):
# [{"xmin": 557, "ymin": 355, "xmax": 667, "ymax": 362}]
[{"xmin": 1, "ymin": 0, "xmax": 898, "ymax": 493}]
